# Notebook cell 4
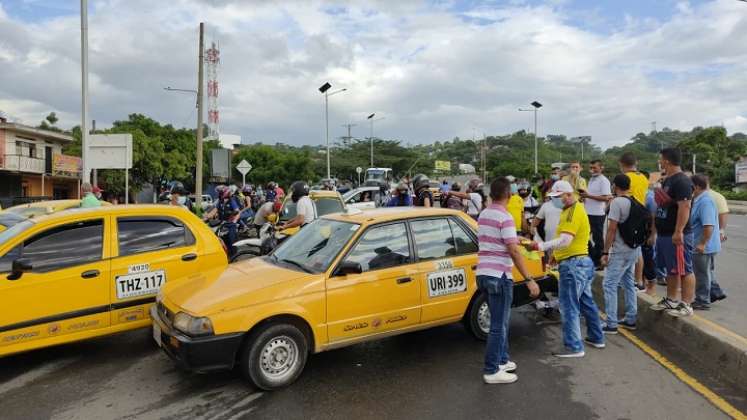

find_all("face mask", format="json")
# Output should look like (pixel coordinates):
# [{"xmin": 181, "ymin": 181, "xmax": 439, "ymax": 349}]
[
  {"xmin": 177, "ymin": 196, "xmax": 186, "ymax": 205},
  {"xmin": 510, "ymin": 184, "xmax": 518, "ymax": 194},
  {"xmin": 551, "ymin": 196, "xmax": 565, "ymax": 209},
  {"xmin": 519, "ymin": 191, "xmax": 529, "ymax": 198},
  {"xmin": 591, "ymin": 172, "xmax": 600, "ymax": 177},
  {"xmin": 551, "ymin": 175, "xmax": 560, "ymax": 181}
]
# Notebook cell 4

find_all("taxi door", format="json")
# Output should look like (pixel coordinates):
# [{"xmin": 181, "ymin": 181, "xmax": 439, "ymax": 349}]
[
  {"xmin": 326, "ymin": 222, "xmax": 421, "ymax": 342},
  {"xmin": 0, "ymin": 217, "xmax": 111, "ymax": 351},
  {"xmin": 109, "ymin": 215, "xmax": 200, "ymax": 327},
  {"xmin": 409, "ymin": 218, "xmax": 479, "ymax": 324}
]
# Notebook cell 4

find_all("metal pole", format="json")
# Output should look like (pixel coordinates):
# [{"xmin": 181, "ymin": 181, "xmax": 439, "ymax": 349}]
[
  {"xmin": 693, "ymin": 154, "xmax": 696, "ymax": 174},
  {"xmin": 581, "ymin": 141, "xmax": 584, "ymax": 161},
  {"xmin": 195, "ymin": 22, "xmax": 205, "ymax": 209},
  {"xmin": 325, "ymin": 91, "xmax": 330, "ymax": 179},
  {"xmin": 91, "ymin": 119, "xmax": 97, "ymax": 187},
  {"xmin": 370, "ymin": 119, "xmax": 374, "ymax": 167},
  {"xmin": 80, "ymin": 0, "xmax": 90, "ymax": 183},
  {"xmin": 41, "ymin": 173, "xmax": 45, "ymax": 198},
  {"xmin": 533, "ymin": 108, "xmax": 538, "ymax": 174}
]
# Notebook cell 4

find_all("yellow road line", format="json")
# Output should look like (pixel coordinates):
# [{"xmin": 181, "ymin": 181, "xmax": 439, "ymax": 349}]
[
  {"xmin": 618, "ymin": 328, "xmax": 747, "ymax": 420},
  {"xmin": 692, "ymin": 315, "xmax": 747, "ymax": 347}
]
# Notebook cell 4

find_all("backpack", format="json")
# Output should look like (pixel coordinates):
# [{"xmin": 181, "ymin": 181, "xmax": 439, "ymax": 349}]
[{"xmin": 618, "ymin": 197, "xmax": 651, "ymax": 248}]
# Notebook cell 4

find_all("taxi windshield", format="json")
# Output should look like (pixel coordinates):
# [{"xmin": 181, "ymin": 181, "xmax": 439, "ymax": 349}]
[
  {"xmin": 271, "ymin": 219, "xmax": 358, "ymax": 273},
  {"xmin": 279, "ymin": 197, "xmax": 345, "ymax": 222},
  {"xmin": 366, "ymin": 170, "xmax": 385, "ymax": 180}
]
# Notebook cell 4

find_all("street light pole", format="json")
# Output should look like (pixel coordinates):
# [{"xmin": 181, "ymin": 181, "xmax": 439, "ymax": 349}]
[
  {"xmin": 519, "ymin": 101, "xmax": 542, "ymax": 174},
  {"xmin": 195, "ymin": 22, "xmax": 205, "ymax": 210},
  {"xmin": 319, "ymin": 83, "xmax": 346, "ymax": 180},
  {"xmin": 80, "ymin": 0, "xmax": 90, "ymax": 183},
  {"xmin": 367, "ymin": 113, "xmax": 385, "ymax": 167}
]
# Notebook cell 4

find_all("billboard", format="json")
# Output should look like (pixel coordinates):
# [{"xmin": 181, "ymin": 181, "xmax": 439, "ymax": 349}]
[
  {"xmin": 88, "ymin": 134, "xmax": 133, "ymax": 169},
  {"xmin": 52, "ymin": 154, "xmax": 81, "ymax": 176},
  {"xmin": 736, "ymin": 159, "xmax": 747, "ymax": 184},
  {"xmin": 211, "ymin": 148, "xmax": 231, "ymax": 180},
  {"xmin": 435, "ymin": 160, "xmax": 451, "ymax": 171}
]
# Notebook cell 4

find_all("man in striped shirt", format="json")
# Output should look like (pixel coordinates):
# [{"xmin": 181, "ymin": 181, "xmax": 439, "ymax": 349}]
[{"xmin": 477, "ymin": 177, "xmax": 540, "ymax": 385}]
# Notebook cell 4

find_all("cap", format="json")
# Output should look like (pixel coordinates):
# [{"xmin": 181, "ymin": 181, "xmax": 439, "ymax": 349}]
[
  {"xmin": 92, "ymin": 186, "xmax": 103, "ymax": 194},
  {"xmin": 547, "ymin": 180, "xmax": 574, "ymax": 197}
]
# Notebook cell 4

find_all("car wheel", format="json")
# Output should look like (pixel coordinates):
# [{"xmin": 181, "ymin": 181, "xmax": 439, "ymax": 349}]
[
  {"xmin": 465, "ymin": 292, "xmax": 489, "ymax": 341},
  {"xmin": 240, "ymin": 323, "xmax": 308, "ymax": 390}
]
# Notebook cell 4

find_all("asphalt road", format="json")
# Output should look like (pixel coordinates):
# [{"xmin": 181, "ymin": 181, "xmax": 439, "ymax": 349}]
[
  {"xmin": 0, "ymin": 307, "xmax": 731, "ymax": 420},
  {"xmin": 694, "ymin": 213, "xmax": 747, "ymax": 337}
]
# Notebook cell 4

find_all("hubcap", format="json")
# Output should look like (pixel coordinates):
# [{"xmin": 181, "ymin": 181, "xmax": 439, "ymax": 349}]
[
  {"xmin": 477, "ymin": 302, "xmax": 490, "ymax": 334},
  {"xmin": 260, "ymin": 335, "xmax": 298, "ymax": 380}
]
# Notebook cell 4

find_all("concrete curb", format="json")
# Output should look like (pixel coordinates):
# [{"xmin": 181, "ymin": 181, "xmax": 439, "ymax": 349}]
[{"xmin": 592, "ymin": 274, "xmax": 747, "ymax": 394}]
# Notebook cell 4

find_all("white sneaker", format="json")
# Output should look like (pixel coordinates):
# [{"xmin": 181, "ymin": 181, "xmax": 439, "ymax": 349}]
[
  {"xmin": 499, "ymin": 361, "xmax": 517, "ymax": 372},
  {"xmin": 553, "ymin": 350, "xmax": 585, "ymax": 358},
  {"xmin": 651, "ymin": 297, "xmax": 678, "ymax": 311},
  {"xmin": 666, "ymin": 302, "xmax": 694, "ymax": 318},
  {"xmin": 483, "ymin": 370, "xmax": 518, "ymax": 384}
]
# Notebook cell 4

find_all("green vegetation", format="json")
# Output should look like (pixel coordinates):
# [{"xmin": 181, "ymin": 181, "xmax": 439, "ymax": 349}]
[{"xmin": 44, "ymin": 113, "xmax": 746, "ymax": 193}]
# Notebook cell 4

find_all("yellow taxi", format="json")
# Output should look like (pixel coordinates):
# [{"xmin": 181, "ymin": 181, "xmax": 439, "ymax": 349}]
[
  {"xmin": 152, "ymin": 207, "xmax": 556, "ymax": 390},
  {"xmin": 277, "ymin": 190, "xmax": 345, "ymax": 235},
  {"xmin": 4, "ymin": 199, "xmax": 111, "ymax": 218},
  {"xmin": 0, "ymin": 205, "xmax": 227, "ymax": 357}
]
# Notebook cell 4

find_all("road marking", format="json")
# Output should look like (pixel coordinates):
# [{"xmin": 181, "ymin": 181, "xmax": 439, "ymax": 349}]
[{"xmin": 617, "ymin": 328, "xmax": 747, "ymax": 420}]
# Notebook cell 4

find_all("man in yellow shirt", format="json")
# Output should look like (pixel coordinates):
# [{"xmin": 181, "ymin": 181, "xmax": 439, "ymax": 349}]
[
  {"xmin": 562, "ymin": 161, "xmax": 587, "ymax": 200},
  {"xmin": 507, "ymin": 192, "xmax": 525, "ymax": 233},
  {"xmin": 528, "ymin": 180, "xmax": 604, "ymax": 357}
]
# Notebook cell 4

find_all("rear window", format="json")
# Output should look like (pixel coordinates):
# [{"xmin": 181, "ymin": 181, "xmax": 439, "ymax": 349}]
[
  {"xmin": 117, "ymin": 217, "xmax": 195, "ymax": 256},
  {"xmin": 280, "ymin": 197, "xmax": 344, "ymax": 222}
]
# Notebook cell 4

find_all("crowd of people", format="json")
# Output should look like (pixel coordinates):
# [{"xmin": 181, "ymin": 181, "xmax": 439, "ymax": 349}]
[{"xmin": 469, "ymin": 148, "xmax": 730, "ymax": 385}]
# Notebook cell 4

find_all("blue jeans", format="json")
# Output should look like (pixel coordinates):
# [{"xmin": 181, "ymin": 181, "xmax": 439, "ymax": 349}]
[
  {"xmin": 477, "ymin": 274, "xmax": 513, "ymax": 374},
  {"xmin": 225, "ymin": 222, "xmax": 238, "ymax": 256},
  {"xmin": 603, "ymin": 249, "xmax": 638, "ymax": 328},
  {"xmin": 558, "ymin": 256, "xmax": 604, "ymax": 352}
]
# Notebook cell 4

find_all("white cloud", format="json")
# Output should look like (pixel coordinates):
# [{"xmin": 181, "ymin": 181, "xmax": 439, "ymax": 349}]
[{"xmin": 0, "ymin": 0, "xmax": 746, "ymax": 150}]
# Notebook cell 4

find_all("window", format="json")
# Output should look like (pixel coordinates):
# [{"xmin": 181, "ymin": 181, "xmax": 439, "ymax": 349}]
[
  {"xmin": 117, "ymin": 217, "xmax": 195, "ymax": 256},
  {"xmin": 272, "ymin": 219, "xmax": 358, "ymax": 273},
  {"xmin": 410, "ymin": 219, "xmax": 455, "ymax": 261},
  {"xmin": 343, "ymin": 223, "xmax": 410, "ymax": 272},
  {"xmin": 15, "ymin": 140, "xmax": 37, "ymax": 158},
  {"xmin": 316, "ymin": 197, "xmax": 344, "ymax": 216},
  {"xmin": 449, "ymin": 219, "xmax": 478, "ymax": 255},
  {"xmin": 6, "ymin": 220, "xmax": 104, "ymax": 272}
]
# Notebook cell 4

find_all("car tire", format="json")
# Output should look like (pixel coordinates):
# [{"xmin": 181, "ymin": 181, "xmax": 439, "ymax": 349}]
[
  {"xmin": 465, "ymin": 292, "xmax": 489, "ymax": 341},
  {"xmin": 239, "ymin": 323, "xmax": 308, "ymax": 390}
]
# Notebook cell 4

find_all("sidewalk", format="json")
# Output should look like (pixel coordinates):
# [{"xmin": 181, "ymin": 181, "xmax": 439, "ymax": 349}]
[{"xmin": 727, "ymin": 200, "xmax": 747, "ymax": 215}]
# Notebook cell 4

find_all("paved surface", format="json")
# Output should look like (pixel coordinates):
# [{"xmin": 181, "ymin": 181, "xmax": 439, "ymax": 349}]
[{"xmin": 0, "ymin": 308, "xmax": 732, "ymax": 420}]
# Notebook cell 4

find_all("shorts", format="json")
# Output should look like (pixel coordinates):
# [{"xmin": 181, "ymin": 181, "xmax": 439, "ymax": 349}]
[{"xmin": 655, "ymin": 233, "xmax": 694, "ymax": 276}]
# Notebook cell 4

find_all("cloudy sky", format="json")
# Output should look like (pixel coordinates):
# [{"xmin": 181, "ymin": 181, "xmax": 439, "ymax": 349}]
[{"xmin": 1, "ymin": 0, "xmax": 746, "ymax": 149}]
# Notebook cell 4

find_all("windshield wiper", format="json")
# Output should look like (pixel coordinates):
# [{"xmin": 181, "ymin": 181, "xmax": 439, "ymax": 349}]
[{"xmin": 279, "ymin": 258, "xmax": 313, "ymax": 274}]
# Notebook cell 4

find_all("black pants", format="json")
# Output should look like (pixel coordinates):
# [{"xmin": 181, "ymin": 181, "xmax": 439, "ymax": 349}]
[{"xmin": 588, "ymin": 215, "xmax": 606, "ymax": 266}]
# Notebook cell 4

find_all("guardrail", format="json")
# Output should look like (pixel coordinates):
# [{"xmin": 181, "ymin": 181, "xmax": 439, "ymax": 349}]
[{"xmin": 1, "ymin": 154, "xmax": 45, "ymax": 174}]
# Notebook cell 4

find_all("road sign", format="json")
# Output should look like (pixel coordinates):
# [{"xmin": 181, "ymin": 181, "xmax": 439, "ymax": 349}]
[
  {"xmin": 236, "ymin": 159, "xmax": 252, "ymax": 186},
  {"xmin": 88, "ymin": 134, "xmax": 133, "ymax": 204},
  {"xmin": 356, "ymin": 167, "xmax": 362, "ymax": 174}
]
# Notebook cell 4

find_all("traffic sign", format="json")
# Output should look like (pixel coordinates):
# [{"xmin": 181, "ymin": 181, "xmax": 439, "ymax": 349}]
[
  {"xmin": 356, "ymin": 167, "xmax": 362, "ymax": 174},
  {"xmin": 236, "ymin": 160, "xmax": 252, "ymax": 186}
]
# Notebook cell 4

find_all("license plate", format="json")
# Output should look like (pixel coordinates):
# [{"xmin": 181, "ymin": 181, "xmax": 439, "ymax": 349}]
[
  {"xmin": 115, "ymin": 270, "xmax": 166, "ymax": 300},
  {"xmin": 427, "ymin": 268, "xmax": 467, "ymax": 298},
  {"xmin": 152, "ymin": 322, "xmax": 162, "ymax": 347}
]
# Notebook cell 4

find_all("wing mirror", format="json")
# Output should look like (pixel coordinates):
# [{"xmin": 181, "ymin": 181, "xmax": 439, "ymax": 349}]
[
  {"xmin": 7, "ymin": 258, "xmax": 32, "ymax": 281},
  {"xmin": 336, "ymin": 260, "xmax": 362, "ymax": 276}
]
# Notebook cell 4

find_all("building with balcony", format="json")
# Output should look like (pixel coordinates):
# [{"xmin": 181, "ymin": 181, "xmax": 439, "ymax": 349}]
[{"xmin": 0, "ymin": 116, "xmax": 81, "ymax": 208}]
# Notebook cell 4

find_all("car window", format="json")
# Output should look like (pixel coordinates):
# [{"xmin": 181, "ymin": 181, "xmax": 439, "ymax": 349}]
[
  {"xmin": 316, "ymin": 197, "xmax": 344, "ymax": 216},
  {"xmin": 449, "ymin": 219, "xmax": 478, "ymax": 255},
  {"xmin": 4, "ymin": 219, "xmax": 104, "ymax": 273},
  {"xmin": 410, "ymin": 218, "xmax": 457, "ymax": 261},
  {"xmin": 117, "ymin": 217, "xmax": 195, "ymax": 256},
  {"xmin": 272, "ymin": 219, "xmax": 358, "ymax": 273},
  {"xmin": 343, "ymin": 223, "xmax": 411, "ymax": 272}
]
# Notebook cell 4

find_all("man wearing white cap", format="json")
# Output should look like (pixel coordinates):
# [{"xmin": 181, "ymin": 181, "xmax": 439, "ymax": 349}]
[{"xmin": 527, "ymin": 180, "xmax": 605, "ymax": 357}]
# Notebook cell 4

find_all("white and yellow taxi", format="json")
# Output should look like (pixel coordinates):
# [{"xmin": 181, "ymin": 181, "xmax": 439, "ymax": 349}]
[
  {"xmin": 153, "ymin": 207, "xmax": 556, "ymax": 390},
  {"xmin": 0, "ymin": 205, "xmax": 227, "ymax": 357}
]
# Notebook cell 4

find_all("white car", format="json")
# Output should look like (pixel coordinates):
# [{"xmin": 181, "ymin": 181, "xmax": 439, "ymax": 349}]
[{"xmin": 343, "ymin": 186, "xmax": 387, "ymax": 210}]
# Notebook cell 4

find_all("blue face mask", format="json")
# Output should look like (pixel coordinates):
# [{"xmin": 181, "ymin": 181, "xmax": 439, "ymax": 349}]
[
  {"xmin": 551, "ymin": 175, "xmax": 560, "ymax": 181},
  {"xmin": 510, "ymin": 183, "xmax": 518, "ymax": 194},
  {"xmin": 551, "ymin": 196, "xmax": 565, "ymax": 209}
]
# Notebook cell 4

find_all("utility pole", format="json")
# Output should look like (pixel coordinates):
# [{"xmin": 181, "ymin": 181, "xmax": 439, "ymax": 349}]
[
  {"xmin": 195, "ymin": 22, "xmax": 205, "ymax": 209},
  {"xmin": 91, "ymin": 119, "xmax": 97, "ymax": 187},
  {"xmin": 341, "ymin": 123, "xmax": 356, "ymax": 146},
  {"xmin": 80, "ymin": 0, "xmax": 90, "ymax": 183},
  {"xmin": 692, "ymin": 154, "xmax": 696, "ymax": 174}
]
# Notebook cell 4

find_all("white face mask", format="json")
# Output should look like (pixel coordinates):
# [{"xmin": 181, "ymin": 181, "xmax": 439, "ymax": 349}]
[{"xmin": 177, "ymin": 196, "xmax": 186, "ymax": 205}]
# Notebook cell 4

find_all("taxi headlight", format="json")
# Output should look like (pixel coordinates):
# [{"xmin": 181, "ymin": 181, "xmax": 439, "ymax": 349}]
[{"xmin": 173, "ymin": 312, "xmax": 214, "ymax": 336}]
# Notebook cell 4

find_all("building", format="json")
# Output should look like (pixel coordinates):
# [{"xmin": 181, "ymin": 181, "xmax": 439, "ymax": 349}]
[{"xmin": 0, "ymin": 116, "xmax": 81, "ymax": 208}]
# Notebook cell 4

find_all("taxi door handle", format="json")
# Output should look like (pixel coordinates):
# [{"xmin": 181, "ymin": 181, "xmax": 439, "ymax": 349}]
[
  {"xmin": 397, "ymin": 277, "xmax": 412, "ymax": 284},
  {"xmin": 81, "ymin": 270, "xmax": 100, "ymax": 279},
  {"xmin": 181, "ymin": 253, "xmax": 197, "ymax": 261}
]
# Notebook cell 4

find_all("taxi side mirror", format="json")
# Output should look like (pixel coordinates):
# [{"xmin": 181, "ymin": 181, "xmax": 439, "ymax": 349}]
[
  {"xmin": 7, "ymin": 258, "xmax": 32, "ymax": 281},
  {"xmin": 336, "ymin": 260, "xmax": 362, "ymax": 276}
]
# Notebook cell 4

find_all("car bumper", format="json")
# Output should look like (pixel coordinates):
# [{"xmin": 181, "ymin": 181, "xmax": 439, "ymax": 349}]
[
  {"xmin": 512, "ymin": 274, "xmax": 558, "ymax": 308},
  {"xmin": 150, "ymin": 305, "xmax": 244, "ymax": 373}
]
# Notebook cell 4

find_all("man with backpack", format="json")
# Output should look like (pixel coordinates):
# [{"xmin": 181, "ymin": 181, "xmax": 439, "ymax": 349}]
[{"xmin": 601, "ymin": 174, "xmax": 650, "ymax": 333}]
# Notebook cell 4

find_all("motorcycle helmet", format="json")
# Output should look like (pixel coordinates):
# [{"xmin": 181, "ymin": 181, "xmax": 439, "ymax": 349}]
[
  {"xmin": 265, "ymin": 189, "xmax": 277, "ymax": 202},
  {"xmin": 290, "ymin": 181, "xmax": 310, "ymax": 202},
  {"xmin": 242, "ymin": 184, "xmax": 253, "ymax": 194},
  {"xmin": 412, "ymin": 174, "xmax": 430, "ymax": 193}
]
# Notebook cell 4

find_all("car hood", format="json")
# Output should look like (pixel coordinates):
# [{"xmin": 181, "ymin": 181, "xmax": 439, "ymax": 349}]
[{"xmin": 162, "ymin": 257, "xmax": 323, "ymax": 315}]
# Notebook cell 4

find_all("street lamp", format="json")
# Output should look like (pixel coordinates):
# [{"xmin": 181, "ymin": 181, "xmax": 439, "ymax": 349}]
[
  {"xmin": 367, "ymin": 113, "xmax": 385, "ymax": 167},
  {"xmin": 319, "ymin": 82, "xmax": 347, "ymax": 179},
  {"xmin": 519, "ymin": 100, "xmax": 542, "ymax": 174},
  {"xmin": 164, "ymin": 86, "xmax": 199, "ymax": 108}
]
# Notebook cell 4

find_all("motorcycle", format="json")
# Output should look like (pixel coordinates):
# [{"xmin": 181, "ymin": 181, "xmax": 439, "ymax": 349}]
[{"xmin": 230, "ymin": 223, "xmax": 288, "ymax": 262}]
